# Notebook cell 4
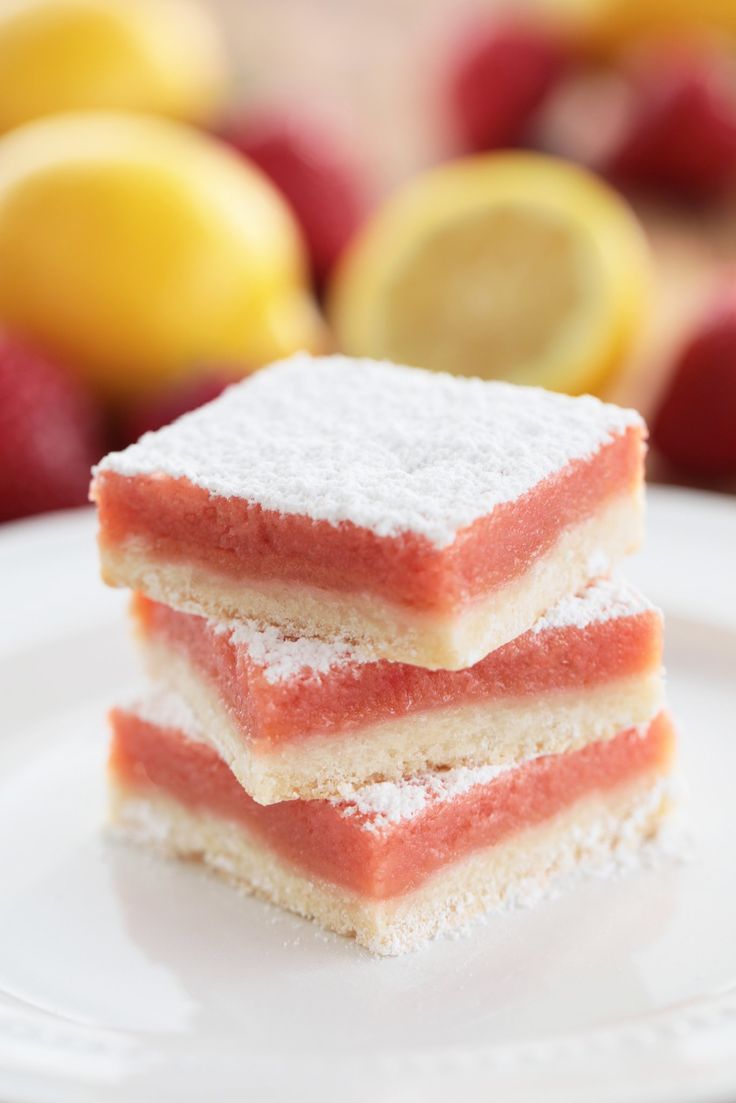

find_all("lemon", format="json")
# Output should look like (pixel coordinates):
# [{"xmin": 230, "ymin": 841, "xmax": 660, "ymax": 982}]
[
  {"xmin": 329, "ymin": 153, "xmax": 650, "ymax": 395},
  {"xmin": 0, "ymin": 112, "xmax": 326, "ymax": 401},
  {"xmin": 532, "ymin": 0, "xmax": 736, "ymax": 56},
  {"xmin": 0, "ymin": 0, "xmax": 226, "ymax": 133}
]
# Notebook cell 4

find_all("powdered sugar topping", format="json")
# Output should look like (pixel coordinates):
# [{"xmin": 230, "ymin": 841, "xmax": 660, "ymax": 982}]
[
  {"xmin": 221, "ymin": 620, "xmax": 359, "ymax": 684},
  {"xmin": 531, "ymin": 577, "xmax": 656, "ymax": 634},
  {"xmin": 334, "ymin": 760, "xmax": 526, "ymax": 832},
  {"xmin": 125, "ymin": 685, "xmax": 203, "ymax": 743},
  {"xmin": 94, "ymin": 354, "xmax": 643, "ymax": 549},
  {"xmin": 586, "ymin": 548, "xmax": 611, "ymax": 577}
]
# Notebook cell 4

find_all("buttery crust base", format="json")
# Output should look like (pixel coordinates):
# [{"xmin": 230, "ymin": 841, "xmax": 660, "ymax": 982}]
[
  {"xmin": 109, "ymin": 771, "xmax": 676, "ymax": 956},
  {"xmin": 139, "ymin": 636, "xmax": 664, "ymax": 804},
  {"xmin": 100, "ymin": 490, "xmax": 643, "ymax": 671}
]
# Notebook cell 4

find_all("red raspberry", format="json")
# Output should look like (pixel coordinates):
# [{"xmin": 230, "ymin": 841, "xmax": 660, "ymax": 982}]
[
  {"xmin": 118, "ymin": 370, "xmax": 235, "ymax": 445},
  {"xmin": 446, "ymin": 20, "xmax": 566, "ymax": 153},
  {"xmin": 652, "ymin": 290, "xmax": 736, "ymax": 477},
  {"xmin": 601, "ymin": 50, "xmax": 736, "ymax": 200},
  {"xmin": 0, "ymin": 333, "xmax": 103, "ymax": 523},
  {"xmin": 219, "ymin": 113, "xmax": 369, "ymax": 284}
]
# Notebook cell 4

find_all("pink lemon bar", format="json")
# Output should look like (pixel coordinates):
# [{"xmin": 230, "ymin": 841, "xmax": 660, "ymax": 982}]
[
  {"xmin": 91, "ymin": 355, "xmax": 646, "ymax": 671},
  {"xmin": 131, "ymin": 578, "xmax": 664, "ymax": 804},
  {"xmin": 108, "ymin": 690, "xmax": 677, "ymax": 955}
]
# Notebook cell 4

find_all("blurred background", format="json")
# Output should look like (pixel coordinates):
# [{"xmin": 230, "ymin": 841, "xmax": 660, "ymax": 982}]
[{"xmin": 1, "ymin": 0, "xmax": 736, "ymax": 525}]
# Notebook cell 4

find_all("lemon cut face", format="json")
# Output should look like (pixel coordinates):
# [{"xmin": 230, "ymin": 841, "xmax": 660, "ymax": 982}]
[
  {"xmin": 384, "ymin": 203, "xmax": 604, "ymax": 386},
  {"xmin": 330, "ymin": 153, "xmax": 650, "ymax": 395}
]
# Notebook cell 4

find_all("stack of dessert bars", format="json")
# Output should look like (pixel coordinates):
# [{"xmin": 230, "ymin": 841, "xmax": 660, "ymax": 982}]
[{"xmin": 91, "ymin": 355, "xmax": 676, "ymax": 956}]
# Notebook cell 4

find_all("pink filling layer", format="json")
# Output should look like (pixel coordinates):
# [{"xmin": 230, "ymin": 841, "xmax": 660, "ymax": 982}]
[
  {"xmin": 109, "ymin": 711, "xmax": 674, "ymax": 900},
  {"xmin": 95, "ymin": 428, "xmax": 642, "ymax": 614},
  {"xmin": 132, "ymin": 593, "xmax": 662, "ymax": 747}
]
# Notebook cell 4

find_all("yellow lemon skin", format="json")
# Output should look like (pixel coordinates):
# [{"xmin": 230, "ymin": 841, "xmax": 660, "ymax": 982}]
[
  {"xmin": 0, "ymin": 0, "xmax": 226, "ymax": 133},
  {"xmin": 0, "ymin": 112, "xmax": 326, "ymax": 402},
  {"xmin": 329, "ymin": 153, "xmax": 650, "ymax": 396},
  {"xmin": 533, "ymin": 0, "xmax": 736, "ymax": 56}
]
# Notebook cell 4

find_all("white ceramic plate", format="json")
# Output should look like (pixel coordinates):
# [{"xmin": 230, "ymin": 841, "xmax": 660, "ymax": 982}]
[{"xmin": 1, "ymin": 487, "xmax": 735, "ymax": 1103}]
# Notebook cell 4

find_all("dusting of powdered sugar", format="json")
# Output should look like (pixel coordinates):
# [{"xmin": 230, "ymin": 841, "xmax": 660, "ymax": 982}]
[
  {"xmin": 220, "ymin": 620, "xmax": 360, "ymax": 683},
  {"xmin": 93, "ymin": 354, "xmax": 643, "ymax": 549},
  {"xmin": 125, "ymin": 685, "xmax": 204, "ymax": 743},
  {"xmin": 587, "ymin": 548, "xmax": 611, "ymax": 577},
  {"xmin": 531, "ymin": 576, "xmax": 657, "ymax": 634},
  {"xmin": 334, "ymin": 759, "xmax": 536, "ymax": 832}
]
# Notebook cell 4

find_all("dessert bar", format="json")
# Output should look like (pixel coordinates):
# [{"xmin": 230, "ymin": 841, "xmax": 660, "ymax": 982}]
[{"xmin": 92, "ymin": 355, "xmax": 646, "ymax": 669}]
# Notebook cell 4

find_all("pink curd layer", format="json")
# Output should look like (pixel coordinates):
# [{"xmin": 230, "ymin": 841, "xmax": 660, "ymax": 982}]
[
  {"xmin": 109, "ymin": 710, "xmax": 674, "ymax": 900},
  {"xmin": 95, "ymin": 428, "xmax": 641, "ymax": 615}
]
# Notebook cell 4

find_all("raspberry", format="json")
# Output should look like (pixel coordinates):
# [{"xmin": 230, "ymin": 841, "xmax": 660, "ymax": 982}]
[
  {"xmin": 602, "ymin": 50, "xmax": 736, "ymax": 200},
  {"xmin": 118, "ymin": 370, "xmax": 234, "ymax": 445},
  {"xmin": 219, "ymin": 113, "xmax": 368, "ymax": 283},
  {"xmin": 652, "ymin": 291, "xmax": 736, "ymax": 477},
  {"xmin": 446, "ymin": 20, "xmax": 566, "ymax": 152},
  {"xmin": 0, "ymin": 333, "xmax": 103, "ymax": 522}
]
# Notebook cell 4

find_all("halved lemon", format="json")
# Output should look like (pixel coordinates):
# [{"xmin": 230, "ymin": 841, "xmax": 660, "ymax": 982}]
[{"xmin": 329, "ymin": 153, "xmax": 651, "ymax": 395}]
